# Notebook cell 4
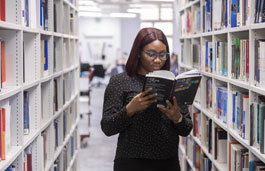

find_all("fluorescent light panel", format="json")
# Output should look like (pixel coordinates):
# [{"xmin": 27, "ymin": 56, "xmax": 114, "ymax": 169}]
[
  {"xmin": 110, "ymin": 13, "xmax": 137, "ymax": 18},
  {"xmin": 79, "ymin": 12, "xmax": 102, "ymax": 17}
]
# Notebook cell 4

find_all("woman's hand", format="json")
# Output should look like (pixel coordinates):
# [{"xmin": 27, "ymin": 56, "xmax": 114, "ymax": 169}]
[
  {"xmin": 126, "ymin": 88, "xmax": 157, "ymax": 117},
  {"xmin": 158, "ymin": 96, "xmax": 182, "ymax": 124}
]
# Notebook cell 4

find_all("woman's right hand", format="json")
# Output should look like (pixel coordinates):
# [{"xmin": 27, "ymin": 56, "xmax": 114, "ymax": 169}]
[{"xmin": 126, "ymin": 88, "xmax": 157, "ymax": 117}]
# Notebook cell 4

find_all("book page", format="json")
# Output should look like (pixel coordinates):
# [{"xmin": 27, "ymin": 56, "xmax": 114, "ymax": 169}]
[{"xmin": 146, "ymin": 70, "xmax": 175, "ymax": 80}]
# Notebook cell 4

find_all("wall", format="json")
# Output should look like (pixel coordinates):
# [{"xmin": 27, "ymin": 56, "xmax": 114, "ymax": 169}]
[
  {"xmin": 120, "ymin": 16, "xmax": 141, "ymax": 56},
  {"xmin": 79, "ymin": 17, "xmax": 121, "ymax": 67}
]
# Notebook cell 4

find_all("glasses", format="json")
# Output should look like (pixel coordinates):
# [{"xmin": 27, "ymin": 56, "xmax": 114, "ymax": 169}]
[{"xmin": 143, "ymin": 50, "xmax": 169, "ymax": 61}]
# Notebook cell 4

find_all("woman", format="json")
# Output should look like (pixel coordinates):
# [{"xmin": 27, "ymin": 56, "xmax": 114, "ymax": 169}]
[{"xmin": 101, "ymin": 28, "xmax": 193, "ymax": 171}]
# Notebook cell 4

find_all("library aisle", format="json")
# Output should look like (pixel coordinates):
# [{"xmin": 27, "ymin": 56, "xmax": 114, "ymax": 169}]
[{"xmin": 79, "ymin": 85, "xmax": 118, "ymax": 171}]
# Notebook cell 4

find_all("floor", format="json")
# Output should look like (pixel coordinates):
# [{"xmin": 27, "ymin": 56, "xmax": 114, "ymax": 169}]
[{"xmin": 79, "ymin": 85, "xmax": 118, "ymax": 171}]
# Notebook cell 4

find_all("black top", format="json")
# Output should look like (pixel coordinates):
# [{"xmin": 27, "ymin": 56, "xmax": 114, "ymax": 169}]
[{"xmin": 101, "ymin": 72, "xmax": 193, "ymax": 161}]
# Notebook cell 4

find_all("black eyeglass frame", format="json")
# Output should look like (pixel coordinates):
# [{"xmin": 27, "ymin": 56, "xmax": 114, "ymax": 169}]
[{"xmin": 143, "ymin": 50, "xmax": 169, "ymax": 61}]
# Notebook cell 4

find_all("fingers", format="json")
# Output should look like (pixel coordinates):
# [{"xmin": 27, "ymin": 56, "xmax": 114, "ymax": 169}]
[
  {"xmin": 173, "ymin": 96, "xmax": 177, "ymax": 106},
  {"xmin": 141, "ymin": 88, "xmax": 153, "ymax": 97},
  {"xmin": 166, "ymin": 100, "xmax": 173, "ymax": 108},
  {"xmin": 141, "ymin": 93, "xmax": 157, "ymax": 101},
  {"xmin": 141, "ymin": 99, "xmax": 157, "ymax": 106}
]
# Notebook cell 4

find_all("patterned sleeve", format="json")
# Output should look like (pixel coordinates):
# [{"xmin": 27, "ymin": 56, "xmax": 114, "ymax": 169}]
[
  {"xmin": 173, "ymin": 105, "xmax": 193, "ymax": 136},
  {"xmin": 100, "ymin": 75, "xmax": 132, "ymax": 136}
]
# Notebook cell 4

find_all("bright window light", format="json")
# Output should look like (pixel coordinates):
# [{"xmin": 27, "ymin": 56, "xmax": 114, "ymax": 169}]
[
  {"xmin": 110, "ymin": 13, "xmax": 137, "ymax": 18},
  {"xmin": 79, "ymin": 6, "xmax": 101, "ymax": 12},
  {"xmin": 154, "ymin": 22, "xmax": 173, "ymax": 35},
  {"xmin": 161, "ymin": 8, "xmax": 173, "ymax": 20},
  {"xmin": 79, "ymin": 12, "xmax": 102, "ymax": 17}
]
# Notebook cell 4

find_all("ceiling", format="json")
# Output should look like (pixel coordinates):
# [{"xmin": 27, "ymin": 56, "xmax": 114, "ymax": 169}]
[{"xmin": 78, "ymin": 0, "xmax": 174, "ymax": 18}]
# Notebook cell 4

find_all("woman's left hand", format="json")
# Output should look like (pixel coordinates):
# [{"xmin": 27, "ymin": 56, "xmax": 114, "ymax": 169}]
[{"xmin": 158, "ymin": 96, "xmax": 182, "ymax": 124}]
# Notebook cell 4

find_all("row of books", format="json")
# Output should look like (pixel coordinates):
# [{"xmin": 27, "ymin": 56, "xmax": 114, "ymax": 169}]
[
  {"xmin": 22, "ymin": 0, "xmax": 29, "ymax": 27},
  {"xmin": 180, "ymin": 9, "xmax": 201, "ymax": 36},
  {"xmin": 41, "ymin": 39, "xmax": 49, "ymax": 78},
  {"xmin": 254, "ymin": 0, "xmax": 265, "ymax": 24},
  {"xmin": 0, "ymin": 100, "xmax": 11, "ymax": 161},
  {"xmin": 202, "ymin": 41, "xmax": 213, "ymax": 73},
  {"xmin": 250, "ymin": 95, "xmax": 265, "ymax": 153},
  {"xmin": 40, "ymin": 0, "xmax": 48, "ymax": 31},
  {"xmin": 212, "ymin": 0, "xmax": 228, "ymax": 31},
  {"xmin": 215, "ymin": 41, "xmax": 228, "ymax": 76},
  {"xmin": 231, "ymin": 39, "xmax": 249, "ymax": 81},
  {"xmin": 230, "ymin": 0, "xmax": 251, "ymax": 28},
  {"xmin": 24, "ymin": 146, "xmax": 32, "ymax": 171},
  {"xmin": 254, "ymin": 40, "xmax": 265, "ymax": 88},
  {"xmin": 206, "ymin": 78, "xmax": 212, "ymax": 109},
  {"xmin": 232, "ymin": 91, "xmax": 249, "ymax": 140},
  {"xmin": 214, "ymin": 127, "xmax": 227, "ymax": 163},
  {"xmin": 216, "ymin": 86, "xmax": 228, "ymax": 124},
  {"xmin": 229, "ymin": 141, "xmax": 249, "ymax": 171}
]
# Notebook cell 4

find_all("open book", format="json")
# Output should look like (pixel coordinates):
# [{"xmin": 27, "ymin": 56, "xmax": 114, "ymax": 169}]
[{"xmin": 143, "ymin": 69, "xmax": 202, "ymax": 107}]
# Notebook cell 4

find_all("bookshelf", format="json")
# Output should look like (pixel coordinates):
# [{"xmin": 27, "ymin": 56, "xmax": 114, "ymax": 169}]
[
  {"xmin": 176, "ymin": 0, "xmax": 265, "ymax": 170},
  {"xmin": 0, "ymin": 0, "xmax": 80, "ymax": 171}
]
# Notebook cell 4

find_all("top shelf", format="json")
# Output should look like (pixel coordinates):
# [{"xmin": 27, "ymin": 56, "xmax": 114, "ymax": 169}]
[{"xmin": 178, "ymin": 0, "xmax": 200, "ymax": 12}]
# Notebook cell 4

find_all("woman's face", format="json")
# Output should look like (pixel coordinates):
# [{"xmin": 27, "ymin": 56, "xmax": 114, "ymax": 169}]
[{"xmin": 138, "ymin": 40, "xmax": 167, "ymax": 75}]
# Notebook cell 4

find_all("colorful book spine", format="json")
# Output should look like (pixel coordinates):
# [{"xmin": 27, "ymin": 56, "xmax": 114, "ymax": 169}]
[{"xmin": 24, "ymin": 91, "xmax": 30, "ymax": 135}]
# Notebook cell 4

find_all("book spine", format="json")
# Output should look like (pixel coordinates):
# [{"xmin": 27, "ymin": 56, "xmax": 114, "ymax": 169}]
[{"xmin": 24, "ymin": 91, "xmax": 30, "ymax": 135}]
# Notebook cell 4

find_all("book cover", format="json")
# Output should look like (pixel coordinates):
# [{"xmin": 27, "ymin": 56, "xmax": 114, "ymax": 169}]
[{"xmin": 143, "ymin": 69, "xmax": 201, "ymax": 107}]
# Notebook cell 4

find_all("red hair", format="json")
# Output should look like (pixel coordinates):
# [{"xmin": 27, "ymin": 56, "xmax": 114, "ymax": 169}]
[{"xmin": 125, "ymin": 27, "xmax": 170, "ymax": 77}]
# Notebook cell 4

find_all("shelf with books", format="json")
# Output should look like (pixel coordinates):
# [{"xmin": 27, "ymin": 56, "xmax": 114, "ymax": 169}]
[
  {"xmin": 0, "ymin": 29, "xmax": 22, "ymax": 93},
  {"xmin": 0, "ymin": 147, "xmax": 23, "ymax": 171},
  {"xmin": 213, "ymin": 33, "xmax": 228, "ymax": 77},
  {"xmin": 0, "ymin": 0, "xmax": 80, "ymax": 170},
  {"xmin": 23, "ymin": 137, "xmax": 40, "ymax": 171},
  {"xmin": 212, "ymin": 79, "xmax": 227, "ymax": 122},
  {"xmin": 179, "ymin": 0, "xmax": 200, "ymax": 12},
  {"xmin": 176, "ymin": 0, "xmax": 265, "ymax": 170},
  {"xmin": 250, "ymin": 28, "xmax": 265, "ymax": 90},
  {"xmin": 229, "ymin": 31, "xmax": 250, "ymax": 83},
  {"xmin": 40, "ymin": 35, "xmax": 53, "ymax": 79},
  {"xmin": 23, "ymin": 86, "xmax": 41, "ymax": 146}
]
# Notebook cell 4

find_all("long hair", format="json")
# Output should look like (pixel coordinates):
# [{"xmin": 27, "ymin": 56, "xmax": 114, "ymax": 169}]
[{"xmin": 125, "ymin": 27, "xmax": 170, "ymax": 77}]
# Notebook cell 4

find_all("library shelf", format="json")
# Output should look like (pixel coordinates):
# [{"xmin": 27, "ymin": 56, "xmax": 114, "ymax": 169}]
[
  {"xmin": 178, "ymin": 0, "xmax": 200, "ymax": 12},
  {"xmin": 0, "ymin": 146, "xmax": 23, "ymax": 171},
  {"xmin": 177, "ymin": 0, "xmax": 265, "ymax": 167},
  {"xmin": 229, "ymin": 78, "xmax": 250, "ymax": 90},
  {"xmin": 23, "ymin": 80, "xmax": 40, "ymax": 91},
  {"xmin": 0, "ymin": 21, "xmax": 21, "ymax": 30},
  {"xmin": 0, "ymin": 86, "xmax": 22, "ymax": 101},
  {"xmin": 229, "ymin": 25, "xmax": 251, "ymax": 33},
  {"xmin": 212, "ymin": 115, "xmax": 228, "ymax": 132},
  {"xmin": 40, "ymin": 75, "xmax": 53, "ymax": 84},
  {"xmin": 0, "ymin": 0, "xmax": 80, "ymax": 170},
  {"xmin": 66, "ymin": 151, "xmax": 78, "ymax": 171},
  {"xmin": 23, "ymin": 130, "xmax": 40, "ymax": 148},
  {"xmin": 251, "ymin": 23, "xmax": 265, "ymax": 30},
  {"xmin": 250, "ymin": 85, "xmax": 265, "ymax": 97},
  {"xmin": 229, "ymin": 129, "xmax": 250, "ymax": 149},
  {"xmin": 249, "ymin": 146, "xmax": 265, "ymax": 164}
]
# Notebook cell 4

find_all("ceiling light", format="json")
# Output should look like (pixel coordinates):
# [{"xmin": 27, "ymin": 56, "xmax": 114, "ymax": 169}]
[
  {"xmin": 79, "ymin": 6, "xmax": 101, "ymax": 12},
  {"xmin": 110, "ymin": 13, "xmax": 137, "ymax": 18},
  {"xmin": 79, "ymin": 0, "xmax": 97, "ymax": 5},
  {"xmin": 79, "ymin": 12, "xmax": 102, "ymax": 17}
]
